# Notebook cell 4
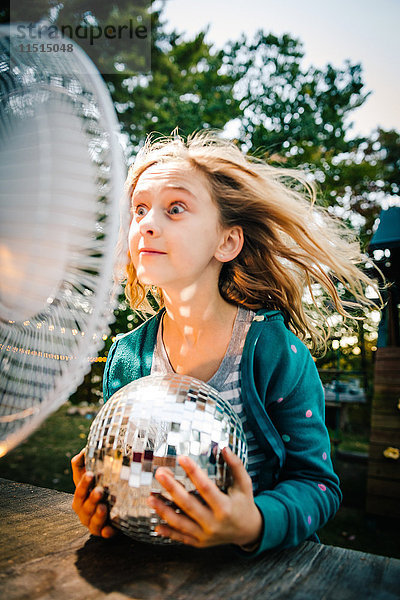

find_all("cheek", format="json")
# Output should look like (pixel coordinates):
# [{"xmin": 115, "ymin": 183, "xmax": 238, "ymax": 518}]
[
  {"xmin": 128, "ymin": 222, "xmax": 139, "ymax": 259},
  {"xmin": 128, "ymin": 217, "xmax": 139, "ymax": 241}
]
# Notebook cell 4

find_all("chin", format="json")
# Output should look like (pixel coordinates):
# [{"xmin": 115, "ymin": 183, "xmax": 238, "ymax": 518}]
[
  {"xmin": 136, "ymin": 269, "xmax": 162, "ymax": 287},
  {"xmin": 137, "ymin": 274, "xmax": 157, "ymax": 286}
]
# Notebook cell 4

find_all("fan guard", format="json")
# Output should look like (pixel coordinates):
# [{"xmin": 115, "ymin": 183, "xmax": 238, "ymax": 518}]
[{"xmin": 0, "ymin": 26, "xmax": 125, "ymax": 455}]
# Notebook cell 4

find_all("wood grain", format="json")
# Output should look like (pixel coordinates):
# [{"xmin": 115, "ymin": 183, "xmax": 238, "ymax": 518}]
[{"xmin": 1, "ymin": 478, "xmax": 400, "ymax": 600}]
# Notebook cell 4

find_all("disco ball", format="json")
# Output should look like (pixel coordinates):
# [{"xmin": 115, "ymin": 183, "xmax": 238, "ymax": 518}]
[{"xmin": 85, "ymin": 374, "xmax": 248, "ymax": 544}]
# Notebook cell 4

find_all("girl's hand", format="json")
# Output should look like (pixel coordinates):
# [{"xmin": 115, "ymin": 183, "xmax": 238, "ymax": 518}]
[
  {"xmin": 71, "ymin": 449, "xmax": 116, "ymax": 538},
  {"xmin": 146, "ymin": 446, "xmax": 263, "ymax": 548}
]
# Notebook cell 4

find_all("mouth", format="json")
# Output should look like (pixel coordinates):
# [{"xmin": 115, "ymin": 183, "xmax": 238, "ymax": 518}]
[{"xmin": 139, "ymin": 249, "xmax": 166, "ymax": 255}]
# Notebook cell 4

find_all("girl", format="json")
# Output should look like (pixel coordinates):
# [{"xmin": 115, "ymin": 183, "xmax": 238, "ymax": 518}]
[{"xmin": 72, "ymin": 130, "xmax": 382, "ymax": 555}]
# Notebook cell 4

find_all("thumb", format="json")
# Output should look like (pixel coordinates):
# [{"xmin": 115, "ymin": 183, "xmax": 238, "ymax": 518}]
[
  {"xmin": 222, "ymin": 446, "xmax": 252, "ymax": 493},
  {"xmin": 71, "ymin": 448, "xmax": 86, "ymax": 487}
]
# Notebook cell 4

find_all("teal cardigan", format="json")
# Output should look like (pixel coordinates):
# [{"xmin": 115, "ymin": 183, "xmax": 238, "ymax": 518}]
[{"xmin": 103, "ymin": 308, "xmax": 342, "ymax": 555}]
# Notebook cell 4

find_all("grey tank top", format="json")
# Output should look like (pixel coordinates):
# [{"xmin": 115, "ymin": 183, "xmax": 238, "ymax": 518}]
[{"xmin": 150, "ymin": 306, "xmax": 265, "ymax": 493}]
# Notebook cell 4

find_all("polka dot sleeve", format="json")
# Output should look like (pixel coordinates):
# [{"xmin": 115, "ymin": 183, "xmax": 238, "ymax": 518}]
[{"xmin": 251, "ymin": 328, "xmax": 342, "ymax": 553}]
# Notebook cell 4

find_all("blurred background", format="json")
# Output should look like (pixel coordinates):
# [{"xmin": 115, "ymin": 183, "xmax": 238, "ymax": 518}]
[{"xmin": 1, "ymin": 0, "xmax": 399, "ymax": 558}]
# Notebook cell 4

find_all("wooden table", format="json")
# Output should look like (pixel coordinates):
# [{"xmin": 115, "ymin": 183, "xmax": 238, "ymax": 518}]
[{"xmin": 1, "ymin": 478, "xmax": 399, "ymax": 600}]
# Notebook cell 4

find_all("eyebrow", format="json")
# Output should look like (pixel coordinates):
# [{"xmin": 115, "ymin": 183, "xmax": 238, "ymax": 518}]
[
  {"xmin": 165, "ymin": 185, "xmax": 195, "ymax": 195},
  {"xmin": 133, "ymin": 185, "xmax": 197, "ymax": 200}
]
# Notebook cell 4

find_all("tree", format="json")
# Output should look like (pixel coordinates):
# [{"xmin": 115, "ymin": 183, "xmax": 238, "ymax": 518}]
[
  {"xmin": 3, "ymin": 1, "xmax": 242, "ymax": 153},
  {"xmin": 222, "ymin": 31, "xmax": 369, "ymax": 159},
  {"xmin": 220, "ymin": 30, "xmax": 393, "ymax": 244},
  {"xmin": 111, "ymin": 16, "xmax": 242, "ymax": 153},
  {"xmin": 50, "ymin": 2, "xmax": 242, "ymax": 152},
  {"xmin": 311, "ymin": 128, "xmax": 400, "ymax": 250}
]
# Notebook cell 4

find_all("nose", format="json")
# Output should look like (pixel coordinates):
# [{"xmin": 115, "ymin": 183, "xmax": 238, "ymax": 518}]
[{"xmin": 138, "ymin": 208, "xmax": 161, "ymax": 237}]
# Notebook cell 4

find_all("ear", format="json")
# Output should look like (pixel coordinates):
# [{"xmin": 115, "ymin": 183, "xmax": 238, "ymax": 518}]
[{"xmin": 215, "ymin": 226, "xmax": 244, "ymax": 263}]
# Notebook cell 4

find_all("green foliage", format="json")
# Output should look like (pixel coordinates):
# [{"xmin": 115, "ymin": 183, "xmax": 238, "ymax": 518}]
[
  {"xmin": 1, "ymin": 0, "xmax": 55, "ymax": 23},
  {"xmin": 109, "ymin": 10, "xmax": 242, "ymax": 152},
  {"xmin": 20, "ymin": 1, "xmax": 242, "ymax": 152},
  {"xmin": 223, "ymin": 31, "xmax": 369, "ymax": 158},
  {"xmin": 0, "ymin": 404, "xmax": 92, "ymax": 493},
  {"xmin": 316, "ymin": 129, "xmax": 399, "ymax": 249},
  {"xmin": 376, "ymin": 128, "xmax": 400, "ymax": 193}
]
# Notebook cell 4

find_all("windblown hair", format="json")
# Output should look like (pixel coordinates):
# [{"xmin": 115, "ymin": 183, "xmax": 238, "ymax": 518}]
[{"xmin": 116, "ymin": 130, "xmax": 384, "ymax": 355}]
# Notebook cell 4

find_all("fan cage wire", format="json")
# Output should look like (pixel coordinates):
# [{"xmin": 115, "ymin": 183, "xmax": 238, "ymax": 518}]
[{"xmin": 0, "ymin": 25, "xmax": 125, "ymax": 456}]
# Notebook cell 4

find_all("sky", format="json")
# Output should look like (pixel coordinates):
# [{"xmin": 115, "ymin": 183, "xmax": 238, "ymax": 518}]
[{"xmin": 161, "ymin": 0, "xmax": 400, "ymax": 138}]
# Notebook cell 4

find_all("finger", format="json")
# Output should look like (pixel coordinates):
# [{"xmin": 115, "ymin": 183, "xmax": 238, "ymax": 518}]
[
  {"xmin": 87, "ymin": 503, "xmax": 108, "ymax": 536},
  {"xmin": 155, "ymin": 524, "xmax": 201, "ymax": 547},
  {"xmin": 88, "ymin": 505, "xmax": 118, "ymax": 538},
  {"xmin": 176, "ymin": 456, "xmax": 225, "ymax": 513},
  {"xmin": 101, "ymin": 525, "xmax": 117, "ymax": 539},
  {"xmin": 79, "ymin": 486, "xmax": 105, "ymax": 527},
  {"xmin": 155, "ymin": 466, "xmax": 211, "ymax": 524},
  {"xmin": 71, "ymin": 471, "xmax": 95, "ymax": 514},
  {"xmin": 147, "ymin": 493, "xmax": 202, "ymax": 539},
  {"xmin": 222, "ymin": 447, "xmax": 252, "ymax": 493},
  {"xmin": 71, "ymin": 449, "xmax": 86, "ymax": 487}
]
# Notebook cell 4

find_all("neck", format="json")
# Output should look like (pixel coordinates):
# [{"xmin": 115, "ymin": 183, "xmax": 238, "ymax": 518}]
[{"xmin": 161, "ymin": 282, "xmax": 238, "ymax": 347}]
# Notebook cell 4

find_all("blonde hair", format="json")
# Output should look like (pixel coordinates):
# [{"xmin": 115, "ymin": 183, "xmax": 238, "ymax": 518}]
[{"xmin": 116, "ymin": 130, "xmax": 384, "ymax": 355}]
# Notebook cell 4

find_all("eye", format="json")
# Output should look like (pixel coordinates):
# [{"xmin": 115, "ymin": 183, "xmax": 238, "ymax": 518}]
[
  {"xmin": 133, "ymin": 204, "xmax": 148, "ymax": 217},
  {"xmin": 168, "ymin": 203, "xmax": 185, "ymax": 216}
]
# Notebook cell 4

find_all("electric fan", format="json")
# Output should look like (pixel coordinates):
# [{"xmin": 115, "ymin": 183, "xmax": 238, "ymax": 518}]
[{"xmin": 0, "ymin": 25, "xmax": 125, "ymax": 456}]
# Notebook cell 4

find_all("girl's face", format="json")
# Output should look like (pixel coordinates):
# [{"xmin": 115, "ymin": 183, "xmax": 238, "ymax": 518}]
[{"xmin": 129, "ymin": 162, "xmax": 225, "ymax": 291}]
